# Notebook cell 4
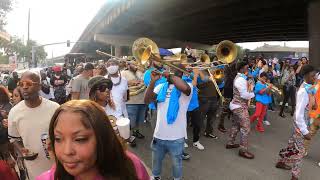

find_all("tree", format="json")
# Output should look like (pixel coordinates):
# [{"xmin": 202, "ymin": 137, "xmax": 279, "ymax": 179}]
[
  {"xmin": 26, "ymin": 40, "xmax": 47, "ymax": 66},
  {"xmin": 0, "ymin": 37, "xmax": 47, "ymax": 65},
  {"xmin": 0, "ymin": 0, "xmax": 13, "ymax": 30}
]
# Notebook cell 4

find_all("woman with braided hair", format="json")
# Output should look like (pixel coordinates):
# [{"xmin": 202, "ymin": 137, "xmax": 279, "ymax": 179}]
[{"xmin": 87, "ymin": 76, "xmax": 115, "ymax": 115}]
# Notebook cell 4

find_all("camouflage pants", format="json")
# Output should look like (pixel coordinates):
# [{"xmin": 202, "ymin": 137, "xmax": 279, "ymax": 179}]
[
  {"xmin": 218, "ymin": 98, "xmax": 232, "ymax": 126},
  {"xmin": 228, "ymin": 107, "xmax": 250, "ymax": 151},
  {"xmin": 278, "ymin": 132, "xmax": 305, "ymax": 178}
]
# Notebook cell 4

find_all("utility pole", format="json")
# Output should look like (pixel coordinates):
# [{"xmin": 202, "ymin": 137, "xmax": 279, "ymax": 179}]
[{"xmin": 27, "ymin": 8, "xmax": 30, "ymax": 42}]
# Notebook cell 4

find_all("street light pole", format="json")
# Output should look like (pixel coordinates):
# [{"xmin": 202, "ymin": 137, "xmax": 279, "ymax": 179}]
[
  {"xmin": 31, "ymin": 46, "xmax": 36, "ymax": 67},
  {"xmin": 31, "ymin": 40, "xmax": 89, "ymax": 67}
]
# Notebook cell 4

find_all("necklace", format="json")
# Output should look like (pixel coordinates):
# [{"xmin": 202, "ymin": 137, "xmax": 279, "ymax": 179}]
[{"xmin": 108, "ymin": 73, "xmax": 122, "ymax": 86}]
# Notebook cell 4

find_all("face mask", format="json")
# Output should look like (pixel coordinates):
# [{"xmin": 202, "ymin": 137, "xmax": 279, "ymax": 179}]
[{"xmin": 107, "ymin": 65, "xmax": 119, "ymax": 74}]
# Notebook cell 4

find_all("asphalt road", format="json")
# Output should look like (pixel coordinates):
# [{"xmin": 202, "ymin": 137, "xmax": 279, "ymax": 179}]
[{"xmin": 130, "ymin": 110, "xmax": 320, "ymax": 180}]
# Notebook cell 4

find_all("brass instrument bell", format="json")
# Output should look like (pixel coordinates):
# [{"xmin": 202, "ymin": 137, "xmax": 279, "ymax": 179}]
[
  {"xmin": 132, "ymin": 38, "xmax": 191, "ymax": 75},
  {"xmin": 200, "ymin": 54, "xmax": 211, "ymax": 65},
  {"xmin": 132, "ymin": 37, "xmax": 160, "ymax": 65},
  {"xmin": 211, "ymin": 68, "xmax": 224, "ymax": 80},
  {"xmin": 216, "ymin": 40, "xmax": 237, "ymax": 64}
]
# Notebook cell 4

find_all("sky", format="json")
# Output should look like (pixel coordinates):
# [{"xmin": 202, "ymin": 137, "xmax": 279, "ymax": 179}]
[
  {"xmin": 6, "ymin": 0, "xmax": 106, "ymax": 58},
  {"xmin": 5, "ymin": 0, "xmax": 308, "ymax": 58}
]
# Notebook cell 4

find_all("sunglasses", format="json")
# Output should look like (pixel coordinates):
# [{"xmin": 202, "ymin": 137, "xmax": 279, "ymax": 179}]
[
  {"xmin": 18, "ymin": 80, "xmax": 39, "ymax": 87},
  {"xmin": 96, "ymin": 85, "xmax": 111, "ymax": 92}
]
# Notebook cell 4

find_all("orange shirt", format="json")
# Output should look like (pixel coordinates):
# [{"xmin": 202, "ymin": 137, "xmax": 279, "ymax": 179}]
[{"xmin": 309, "ymin": 81, "xmax": 320, "ymax": 119}]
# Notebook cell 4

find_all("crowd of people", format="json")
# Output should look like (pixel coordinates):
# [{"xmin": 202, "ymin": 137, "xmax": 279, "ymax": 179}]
[{"xmin": 0, "ymin": 53, "xmax": 318, "ymax": 180}]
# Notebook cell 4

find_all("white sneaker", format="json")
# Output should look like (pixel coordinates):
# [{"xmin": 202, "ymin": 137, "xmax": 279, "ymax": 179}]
[
  {"xmin": 193, "ymin": 141, "xmax": 204, "ymax": 150},
  {"xmin": 318, "ymin": 162, "xmax": 320, "ymax": 167},
  {"xmin": 263, "ymin": 121, "xmax": 271, "ymax": 126},
  {"xmin": 184, "ymin": 142, "xmax": 188, "ymax": 148}
]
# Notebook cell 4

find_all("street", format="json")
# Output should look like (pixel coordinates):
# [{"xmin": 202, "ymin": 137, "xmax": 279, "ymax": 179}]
[{"xmin": 131, "ymin": 110, "xmax": 320, "ymax": 180}]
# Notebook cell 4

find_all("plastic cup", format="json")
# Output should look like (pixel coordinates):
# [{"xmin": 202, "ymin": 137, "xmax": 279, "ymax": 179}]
[{"xmin": 116, "ymin": 117, "xmax": 130, "ymax": 139}]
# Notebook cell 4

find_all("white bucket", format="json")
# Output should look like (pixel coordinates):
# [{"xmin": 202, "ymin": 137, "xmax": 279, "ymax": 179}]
[{"xmin": 116, "ymin": 117, "xmax": 130, "ymax": 139}]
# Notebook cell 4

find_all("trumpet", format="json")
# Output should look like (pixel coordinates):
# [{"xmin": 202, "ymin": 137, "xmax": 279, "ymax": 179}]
[
  {"xmin": 266, "ymin": 82, "xmax": 282, "ymax": 96},
  {"xmin": 257, "ymin": 78, "xmax": 282, "ymax": 96}
]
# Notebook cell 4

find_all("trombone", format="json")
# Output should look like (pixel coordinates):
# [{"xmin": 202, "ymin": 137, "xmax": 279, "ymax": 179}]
[
  {"xmin": 96, "ymin": 50, "xmax": 126, "ymax": 61},
  {"xmin": 132, "ymin": 37, "xmax": 191, "ymax": 76}
]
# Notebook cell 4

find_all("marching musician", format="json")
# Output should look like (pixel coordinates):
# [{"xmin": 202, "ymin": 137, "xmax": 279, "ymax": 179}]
[
  {"xmin": 249, "ymin": 72, "xmax": 272, "ymax": 132},
  {"xmin": 217, "ymin": 61, "xmax": 237, "ymax": 133},
  {"xmin": 121, "ymin": 61, "xmax": 146, "ymax": 139},
  {"xmin": 183, "ymin": 63, "xmax": 205, "ymax": 150},
  {"xmin": 248, "ymin": 57, "xmax": 262, "ymax": 79},
  {"xmin": 143, "ymin": 56, "xmax": 166, "ymax": 129},
  {"xmin": 144, "ymin": 65, "xmax": 192, "ymax": 180},
  {"xmin": 197, "ymin": 62, "xmax": 220, "ymax": 140},
  {"xmin": 226, "ymin": 61, "xmax": 255, "ymax": 159},
  {"xmin": 304, "ymin": 72, "xmax": 320, "ymax": 157},
  {"xmin": 276, "ymin": 65, "xmax": 316, "ymax": 180}
]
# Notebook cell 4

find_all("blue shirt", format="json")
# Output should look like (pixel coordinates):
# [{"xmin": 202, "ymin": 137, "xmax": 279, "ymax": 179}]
[
  {"xmin": 254, "ymin": 81, "xmax": 271, "ymax": 105},
  {"xmin": 143, "ymin": 68, "xmax": 167, "ymax": 109},
  {"xmin": 182, "ymin": 75, "xmax": 199, "ymax": 111},
  {"xmin": 249, "ymin": 68, "xmax": 260, "ymax": 78}
]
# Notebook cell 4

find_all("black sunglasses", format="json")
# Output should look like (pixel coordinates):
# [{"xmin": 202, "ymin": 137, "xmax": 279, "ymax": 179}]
[{"xmin": 96, "ymin": 85, "xmax": 111, "ymax": 92}]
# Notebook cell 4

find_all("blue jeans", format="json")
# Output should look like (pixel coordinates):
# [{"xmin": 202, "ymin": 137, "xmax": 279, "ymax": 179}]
[
  {"xmin": 151, "ymin": 138, "xmax": 184, "ymax": 179},
  {"xmin": 126, "ymin": 104, "xmax": 147, "ymax": 129}
]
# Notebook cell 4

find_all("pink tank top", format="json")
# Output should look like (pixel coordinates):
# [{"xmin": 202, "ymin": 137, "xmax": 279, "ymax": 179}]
[{"xmin": 36, "ymin": 151, "xmax": 150, "ymax": 180}]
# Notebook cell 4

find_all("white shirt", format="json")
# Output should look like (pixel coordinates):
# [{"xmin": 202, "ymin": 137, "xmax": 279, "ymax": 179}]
[
  {"xmin": 106, "ymin": 75, "xmax": 129, "ymax": 118},
  {"xmin": 39, "ymin": 77, "xmax": 54, "ymax": 99},
  {"xmin": 229, "ymin": 74, "xmax": 255, "ymax": 110},
  {"xmin": 8, "ymin": 98, "xmax": 60, "ymax": 179},
  {"xmin": 153, "ymin": 83, "xmax": 192, "ymax": 140},
  {"xmin": 295, "ymin": 85, "xmax": 309, "ymax": 135}
]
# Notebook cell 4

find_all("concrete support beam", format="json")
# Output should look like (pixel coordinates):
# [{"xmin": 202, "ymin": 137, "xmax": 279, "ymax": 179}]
[
  {"xmin": 94, "ymin": 34, "xmax": 212, "ymax": 51},
  {"xmin": 114, "ymin": 45, "xmax": 122, "ymax": 57},
  {"xmin": 309, "ymin": 0, "xmax": 320, "ymax": 67}
]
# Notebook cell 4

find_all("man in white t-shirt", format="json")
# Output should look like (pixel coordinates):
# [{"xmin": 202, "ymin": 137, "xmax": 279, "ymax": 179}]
[
  {"xmin": 8, "ymin": 71, "xmax": 60, "ymax": 179},
  {"xmin": 105, "ymin": 59, "xmax": 129, "ymax": 118},
  {"xmin": 144, "ymin": 69, "xmax": 192, "ymax": 180}
]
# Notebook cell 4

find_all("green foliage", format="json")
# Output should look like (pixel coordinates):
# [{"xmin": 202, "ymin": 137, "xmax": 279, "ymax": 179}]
[
  {"xmin": 26, "ymin": 40, "xmax": 47, "ymax": 61},
  {"xmin": 0, "ymin": 54, "xmax": 8, "ymax": 64},
  {"xmin": 0, "ymin": 0, "xmax": 13, "ymax": 30},
  {"xmin": 0, "ymin": 37, "xmax": 47, "ymax": 65}
]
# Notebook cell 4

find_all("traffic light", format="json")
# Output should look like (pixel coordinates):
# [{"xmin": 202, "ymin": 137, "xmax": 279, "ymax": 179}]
[{"xmin": 67, "ymin": 40, "xmax": 70, "ymax": 47}]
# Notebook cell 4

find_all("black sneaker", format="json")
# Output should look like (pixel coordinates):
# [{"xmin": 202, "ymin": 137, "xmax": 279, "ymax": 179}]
[
  {"xmin": 133, "ymin": 130, "xmax": 145, "ymax": 139},
  {"xmin": 152, "ymin": 176, "xmax": 161, "ymax": 180},
  {"xmin": 182, "ymin": 152, "xmax": 190, "ymax": 160},
  {"xmin": 204, "ymin": 132, "xmax": 218, "ymax": 139},
  {"xmin": 127, "ymin": 136, "xmax": 137, "ymax": 147}
]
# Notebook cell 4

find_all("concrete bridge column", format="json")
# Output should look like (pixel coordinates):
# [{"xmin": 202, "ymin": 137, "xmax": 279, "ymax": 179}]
[
  {"xmin": 309, "ymin": 0, "xmax": 320, "ymax": 67},
  {"xmin": 115, "ymin": 45, "xmax": 122, "ymax": 57}
]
